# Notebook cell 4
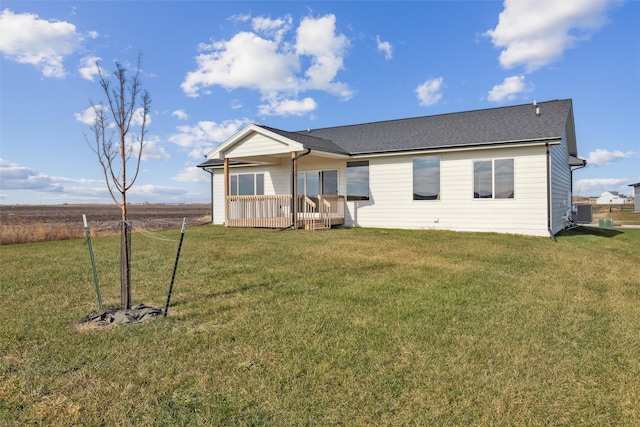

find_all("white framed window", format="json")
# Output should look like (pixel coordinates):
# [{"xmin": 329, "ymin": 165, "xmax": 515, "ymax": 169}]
[
  {"xmin": 230, "ymin": 173, "xmax": 264, "ymax": 196},
  {"xmin": 473, "ymin": 158, "xmax": 514, "ymax": 199},
  {"xmin": 297, "ymin": 170, "xmax": 338, "ymax": 197},
  {"xmin": 413, "ymin": 155, "xmax": 440, "ymax": 200},
  {"xmin": 347, "ymin": 161, "xmax": 369, "ymax": 201}
]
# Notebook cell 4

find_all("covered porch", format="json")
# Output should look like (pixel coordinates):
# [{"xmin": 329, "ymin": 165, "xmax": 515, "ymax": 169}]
[
  {"xmin": 227, "ymin": 194, "xmax": 346, "ymax": 230},
  {"xmin": 200, "ymin": 124, "xmax": 349, "ymax": 230}
]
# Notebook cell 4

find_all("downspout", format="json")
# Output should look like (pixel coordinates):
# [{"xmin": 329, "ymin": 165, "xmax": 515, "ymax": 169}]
[
  {"xmin": 204, "ymin": 167, "xmax": 214, "ymax": 224},
  {"xmin": 290, "ymin": 148, "xmax": 312, "ymax": 228},
  {"xmin": 546, "ymin": 143, "xmax": 557, "ymax": 242}
]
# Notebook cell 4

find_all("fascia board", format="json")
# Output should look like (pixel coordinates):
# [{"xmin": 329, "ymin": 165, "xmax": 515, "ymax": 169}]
[{"xmin": 346, "ymin": 139, "xmax": 562, "ymax": 159}]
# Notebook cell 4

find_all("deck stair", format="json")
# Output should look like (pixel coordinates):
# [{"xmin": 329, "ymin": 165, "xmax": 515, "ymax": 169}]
[{"xmin": 304, "ymin": 219, "xmax": 330, "ymax": 230}]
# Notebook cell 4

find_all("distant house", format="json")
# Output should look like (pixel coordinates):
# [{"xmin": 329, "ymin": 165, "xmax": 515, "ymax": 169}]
[
  {"xmin": 198, "ymin": 99, "xmax": 586, "ymax": 238},
  {"xmin": 629, "ymin": 183, "xmax": 640, "ymax": 211},
  {"xmin": 596, "ymin": 191, "xmax": 627, "ymax": 205}
]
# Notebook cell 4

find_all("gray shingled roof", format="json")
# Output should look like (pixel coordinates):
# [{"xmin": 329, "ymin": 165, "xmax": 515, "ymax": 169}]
[
  {"xmin": 258, "ymin": 125, "xmax": 349, "ymax": 155},
  {"xmin": 199, "ymin": 99, "xmax": 574, "ymax": 168},
  {"xmin": 287, "ymin": 99, "xmax": 572, "ymax": 155}
]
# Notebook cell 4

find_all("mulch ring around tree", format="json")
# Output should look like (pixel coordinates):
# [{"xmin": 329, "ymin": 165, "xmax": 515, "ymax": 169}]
[{"xmin": 79, "ymin": 304, "xmax": 162, "ymax": 329}]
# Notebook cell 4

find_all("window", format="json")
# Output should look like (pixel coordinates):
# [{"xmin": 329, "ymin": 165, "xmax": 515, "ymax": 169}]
[
  {"xmin": 495, "ymin": 159, "xmax": 514, "ymax": 199},
  {"xmin": 413, "ymin": 156, "xmax": 440, "ymax": 200},
  {"xmin": 297, "ymin": 170, "xmax": 338, "ymax": 197},
  {"xmin": 473, "ymin": 159, "xmax": 514, "ymax": 199},
  {"xmin": 230, "ymin": 173, "xmax": 264, "ymax": 196},
  {"xmin": 347, "ymin": 161, "xmax": 369, "ymax": 201}
]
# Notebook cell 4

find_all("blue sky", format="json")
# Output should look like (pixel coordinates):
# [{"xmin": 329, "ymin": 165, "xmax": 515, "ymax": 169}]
[{"xmin": 1, "ymin": 0, "xmax": 638, "ymax": 205}]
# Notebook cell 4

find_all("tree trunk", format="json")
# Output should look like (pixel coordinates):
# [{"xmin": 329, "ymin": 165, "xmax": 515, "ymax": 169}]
[{"xmin": 120, "ymin": 198, "xmax": 131, "ymax": 309}]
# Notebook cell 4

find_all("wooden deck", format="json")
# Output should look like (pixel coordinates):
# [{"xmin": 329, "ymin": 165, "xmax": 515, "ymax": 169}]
[{"xmin": 226, "ymin": 194, "xmax": 345, "ymax": 229}]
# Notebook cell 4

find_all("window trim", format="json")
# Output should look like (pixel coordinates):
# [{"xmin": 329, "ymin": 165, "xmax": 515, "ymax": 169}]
[
  {"xmin": 412, "ymin": 155, "xmax": 441, "ymax": 201},
  {"xmin": 298, "ymin": 169, "xmax": 339, "ymax": 197},
  {"xmin": 229, "ymin": 172, "xmax": 265, "ymax": 196},
  {"xmin": 473, "ymin": 158, "xmax": 515, "ymax": 200},
  {"xmin": 346, "ymin": 160, "xmax": 370, "ymax": 201}
]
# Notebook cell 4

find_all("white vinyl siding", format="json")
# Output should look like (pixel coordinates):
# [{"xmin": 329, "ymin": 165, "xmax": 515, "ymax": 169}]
[
  {"xmin": 226, "ymin": 133, "xmax": 297, "ymax": 158},
  {"xmin": 209, "ymin": 144, "xmax": 558, "ymax": 236},
  {"xmin": 343, "ymin": 145, "xmax": 550, "ymax": 236}
]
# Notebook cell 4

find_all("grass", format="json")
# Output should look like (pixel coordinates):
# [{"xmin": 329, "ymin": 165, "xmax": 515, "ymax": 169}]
[
  {"xmin": 591, "ymin": 204, "xmax": 639, "ymax": 226},
  {"xmin": 0, "ymin": 219, "xmax": 87, "ymax": 245},
  {"xmin": 1, "ymin": 225, "xmax": 639, "ymax": 425}
]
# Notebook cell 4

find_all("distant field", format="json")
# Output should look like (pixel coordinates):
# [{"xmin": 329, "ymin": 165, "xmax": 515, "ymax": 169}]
[
  {"xmin": 589, "ymin": 204, "xmax": 639, "ymax": 226},
  {"xmin": 0, "ymin": 204, "xmax": 211, "ymax": 244}
]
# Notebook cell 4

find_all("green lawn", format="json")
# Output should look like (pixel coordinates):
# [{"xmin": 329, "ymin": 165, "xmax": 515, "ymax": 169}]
[{"xmin": 2, "ymin": 225, "xmax": 639, "ymax": 425}]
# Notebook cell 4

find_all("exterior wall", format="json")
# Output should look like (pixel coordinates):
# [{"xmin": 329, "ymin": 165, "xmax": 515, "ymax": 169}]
[
  {"xmin": 634, "ymin": 186, "xmax": 640, "ymax": 211},
  {"xmin": 341, "ymin": 145, "xmax": 551, "ymax": 236},
  {"xmin": 210, "ymin": 145, "xmax": 557, "ymax": 236},
  {"xmin": 596, "ymin": 191, "xmax": 627, "ymax": 205},
  {"xmin": 549, "ymin": 132, "xmax": 572, "ymax": 235}
]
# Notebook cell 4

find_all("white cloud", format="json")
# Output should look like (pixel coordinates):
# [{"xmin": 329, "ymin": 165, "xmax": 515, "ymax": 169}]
[
  {"xmin": 75, "ymin": 105, "xmax": 148, "ymax": 127},
  {"xmin": 376, "ymin": 35, "xmax": 393, "ymax": 60},
  {"xmin": 173, "ymin": 166, "xmax": 209, "ymax": 183},
  {"xmin": 182, "ymin": 31, "xmax": 298, "ymax": 96},
  {"xmin": 127, "ymin": 135, "xmax": 170, "ymax": 161},
  {"xmin": 168, "ymin": 118, "xmax": 251, "ymax": 158},
  {"xmin": 229, "ymin": 13, "xmax": 251, "ymax": 24},
  {"xmin": 172, "ymin": 109, "xmax": 188, "ymax": 120},
  {"xmin": 78, "ymin": 55, "xmax": 101, "ymax": 81},
  {"xmin": 586, "ymin": 148, "xmax": 636, "ymax": 166},
  {"xmin": 181, "ymin": 13, "xmax": 351, "ymax": 116},
  {"xmin": 252, "ymin": 14, "xmax": 292, "ymax": 44},
  {"xmin": 75, "ymin": 106, "xmax": 101, "ymax": 125},
  {"xmin": 485, "ymin": 0, "xmax": 612, "ymax": 72},
  {"xmin": 487, "ymin": 75, "xmax": 531, "ymax": 102},
  {"xmin": 0, "ymin": 9, "xmax": 84, "ymax": 78},
  {"xmin": 295, "ymin": 14, "xmax": 351, "ymax": 98},
  {"xmin": 131, "ymin": 107, "xmax": 151, "ymax": 126},
  {"xmin": 0, "ymin": 158, "xmax": 63, "ymax": 192},
  {"xmin": 258, "ymin": 97, "xmax": 317, "ymax": 117},
  {"xmin": 128, "ymin": 184, "xmax": 187, "ymax": 199},
  {"xmin": 574, "ymin": 177, "xmax": 630, "ymax": 195},
  {"xmin": 415, "ymin": 77, "xmax": 444, "ymax": 107}
]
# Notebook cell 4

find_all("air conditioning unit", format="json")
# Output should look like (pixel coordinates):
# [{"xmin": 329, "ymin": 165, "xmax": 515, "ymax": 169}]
[{"xmin": 572, "ymin": 204, "xmax": 593, "ymax": 224}]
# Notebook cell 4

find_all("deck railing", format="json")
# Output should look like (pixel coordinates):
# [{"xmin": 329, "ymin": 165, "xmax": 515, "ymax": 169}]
[
  {"xmin": 227, "ymin": 195, "xmax": 292, "ymax": 228},
  {"xmin": 226, "ymin": 194, "xmax": 345, "ymax": 229}
]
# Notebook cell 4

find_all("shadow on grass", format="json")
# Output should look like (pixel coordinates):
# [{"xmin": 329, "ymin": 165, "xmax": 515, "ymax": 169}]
[{"xmin": 557, "ymin": 226, "xmax": 623, "ymax": 238}]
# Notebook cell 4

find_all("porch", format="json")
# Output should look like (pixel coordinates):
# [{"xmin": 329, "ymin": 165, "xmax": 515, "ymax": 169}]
[{"xmin": 226, "ymin": 194, "xmax": 346, "ymax": 230}]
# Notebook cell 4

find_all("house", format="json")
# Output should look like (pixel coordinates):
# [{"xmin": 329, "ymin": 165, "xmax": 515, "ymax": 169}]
[
  {"xmin": 198, "ymin": 99, "xmax": 586, "ymax": 238},
  {"xmin": 595, "ymin": 191, "xmax": 627, "ymax": 205},
  {"xmin": 629, "ymin": 183, "xmax": 640, "ymax": 211}
]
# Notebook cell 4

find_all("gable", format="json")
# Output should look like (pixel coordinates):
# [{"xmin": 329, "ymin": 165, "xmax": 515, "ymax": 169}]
[
  {"xmin": 226, "ymin": 132, "xmax": 297, "ymax": 158},
  {"xmin": 206, "ymin": 124, "xmax": 304, "ymax": 161}
]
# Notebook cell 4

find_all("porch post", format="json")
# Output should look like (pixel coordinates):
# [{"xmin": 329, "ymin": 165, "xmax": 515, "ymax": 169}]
[
  {"xmin": 224, "ymin": 158, "xmax": 229, "ymax": 226},
  {"xmin": 291, "ymin": 151, "xmax": 297, "ymax": 228}
]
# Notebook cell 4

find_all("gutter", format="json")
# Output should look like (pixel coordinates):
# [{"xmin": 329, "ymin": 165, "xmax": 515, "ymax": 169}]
[
  {"xmin": 348, "ymin": 138, "xmax": 562, "ymax": 158},
  {"xmin": 290, "ymin": 148, "xmax": 312, "ymax": 228}
]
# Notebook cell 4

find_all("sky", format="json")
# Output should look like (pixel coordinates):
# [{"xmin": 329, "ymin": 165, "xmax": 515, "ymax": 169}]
[{"xmin": 1, "ymin": 0, "xmax": 638, "ymax": 205}]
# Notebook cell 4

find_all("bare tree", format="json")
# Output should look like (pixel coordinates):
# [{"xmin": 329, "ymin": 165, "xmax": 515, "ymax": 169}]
[{"xmin": 87, "ymin": 56, "xmax": 151, "ymax": 309}]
